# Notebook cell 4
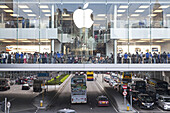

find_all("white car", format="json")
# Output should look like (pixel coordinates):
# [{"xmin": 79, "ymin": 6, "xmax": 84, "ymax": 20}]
[
  {"xmin": 158, "ymin": 95, "xmax": 170, "ymax": 110},
  {"xmin": 57, "ymin": 108, "xmax": 76, "ymax": 113}
]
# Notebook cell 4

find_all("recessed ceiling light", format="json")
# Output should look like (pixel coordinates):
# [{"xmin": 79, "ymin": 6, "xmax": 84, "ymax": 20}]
[
  {"xmin": 0, "ymin": 5, "xmax": 9, "ymax": 8},
  {"xmin": 135, "ymin": 10, "xmax": 144, "ymax": 12},
  {"xmin": 4, "ymin": 10, "xmax": 13, "ymax": 12},
  {"xmin": 62, "ymin": 14, "xmax": 70, "ymax": 17},
  {"xmin": 139, "ymin": 5, "xmax": 149, "ymax": 9},
  {"xmin": 136, "ymin": 41, "xmax": 145, "ymax": 42},
  {"xmin": 117, "ymin": 10, "xmax": 126, "ymax": 12},
  {"xmin": 154, "ymin": 10, "xmax": 163, "ymax": 12},
  {"xmin": 97, "ymin": 14, "xmax": 106, "ymax": 17},
  {"xmin": 118, "ymin": 41, "xmax": 126, "ymax": 42},
  {"xmin": 22, "ymin": 41, "xmax": 32, "ymax": 42},
  {"xmin": 159, "ymin": 5, "xmax": 169, "ymax": 8},
  {"xmin": 45, "ymin": 14, "xmax": 51, "ymax": 16},
  {"xmin": 3, "ymin": 41, "xmax": 13, "ymax": 42},
  {"xmin": 17, "ymin": 39, "xmax": 28, "ymax": 40},
  {"xmin": 119, "ymin": 5, "xmax": 128, "ymax": 8},
  {"xmin": 117, "ymin": 14, "xmax": 122, "ymax": 16},
  {"xmin": 41, "ymin": 41, "xmax": 51, "ymax": 42},
  {"xmin": 148, "ymin": 14, "xmax": 157, "ymax": 16},
  {"xmin": 39, "ymin": 5, "xmax": 49, "ymax": 8},
  {"xmin": 167, "ymin": 14, "xmax": 170, "ymax": 16},
  {"xmin": 131, "ymin": 14, "xmax": 140, "ymax": 17},
  {"xmin": 23, "ymin": 10, "xmax": 32, "ymax": 12},
  {"xmin": 155, "ymin": 41, "xmax": 164, "ymax": 42},
  {"xmin": 27, "ymin": 14, "xmax": 36, "ymax": 16},
  {"xmin": 10, "ymin": 14, "xmax": 19, "ymax": 17},
  {"xmin": 18, "ymin": 5, "xmax": 29, "ymax": 8},
  {"xmin": 42, "ymin": 10, "xmax": 51, "ymax": 12}
]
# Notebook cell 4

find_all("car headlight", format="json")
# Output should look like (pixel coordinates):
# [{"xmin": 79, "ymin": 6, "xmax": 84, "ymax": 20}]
[
  {"xmin": 151, "ymin": 103, "xmax": 154, "ymax": 105},
  {"xmin": 164, "ymin": 104, "xmax": 169, "ymax": 108},
  {"xmin": 142, "ymin": 102, "xmax": 145, "ymax": 105}
]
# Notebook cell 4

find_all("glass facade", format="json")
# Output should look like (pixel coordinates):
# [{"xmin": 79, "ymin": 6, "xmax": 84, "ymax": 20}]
[{"xmin": 0, "ymin": 0, "xmax": 170, "ymax": 64}]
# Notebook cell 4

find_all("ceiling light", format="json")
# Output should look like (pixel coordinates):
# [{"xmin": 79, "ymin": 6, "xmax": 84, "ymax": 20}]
[
  {"xmin": 27, "ymin": 14, "xmax": 36, "ymax": 16},
  {"xmin": 39, "ymin": 5, "xmax": 49, "ymax": 8},
  {"xmin": 41, "ymin": 41, "xmax": 50, "ymax": 42},
  {"xmin": 117, "ymin": 10, "xmax": 126, "ymax": 12},
  {"xmin": 18, "ymin": 5, "xmax": 29, "ymax": 8},
  {"xmin": 154, "ymin": 10, "xmax": 163, "ymax": 12},
  {"xmin": 131, "ymin": 14, "xmax": 140, "ymax": 17},
  {"xmin": 10, "ymin": 14, "xmax": 19, "ymax": 17},
  {"xmin": 139, "ymin": 5, "xmax": 149, "ymax": 8},
  {"xmin": 155, "ymin": 41, "xmax": 164, "ymax": 42},
  {"xmin": 148, "ymin": 14, "xmax": 157, "ymax": 16},
  {"xmin": 22, "ymin": 41, "xmax": 32, "ymax": 42},
  {"xmin": 0, "ymin": 5, "xmax": 9, "ymax": 8},
  {"xmin": 163, "ymin": 39, "xmax": 170, "ymax": 40},
  {"xmin": 0, "ymin": 39, "xmax": 5, "ymax": 40},
  {"xmin": 117, "ymin": 14, "xmax": 122, "ymax": 16},
  {"xmin": 4, "ymin": 10, "xmax": 13, "ymax": 12},
  {"xmin": 167, "ymin": 14, "xmax": 170, "ymax": 16},
  {"xmin": 118, "ymin": 41, "xmax": 126, "ymax": 42},
  {"xmin": 135, "ymin": 10, "xmax": 144, "ymax": 12},
  {"xmin": 141, "ymin": 39, "xmax": 150, "ymax": 40},
  {"xmin": 42, "ymin": 10, "xmax": 51, "ymax": 12},
  {"xmin": 62, "ymin": 14, "xmax": 70, "ymax": 17},
  {"xmin": 159, "ymin": 5, "xmax": 169, "ymax": 8},
  {"xmin": 97, "ymin": 14, "xmax": 106, "ymax": 17},
  {"xmin": 23, "ymin": 10, "xmax": 32, "ymax": 12},
  {"xmin": 3, "ymin": 41, "xmax": 13, "ymax": 42},
  {"xmin": 119, "ymin": 5, "xmax": 128, "ymax": 8},
  {"xmin": 45, "ymin": 14, "xmax": 51, "ymax": 16},
  {"xmin": 136, "ymin": 41, "xmax": 145, "ymax": 42},
  {"xmin": 38, "ymin": 39, "xmax": 49, "ymax": 40},
  {"xmin": 17, "ymin": 39, "xmax": 28, "ymax": 40}
]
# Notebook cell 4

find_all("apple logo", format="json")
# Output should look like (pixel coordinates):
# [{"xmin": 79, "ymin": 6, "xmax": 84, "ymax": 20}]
[{"xmin": 73, "ymin": 3, "xmax": 94, "ymax": 28}]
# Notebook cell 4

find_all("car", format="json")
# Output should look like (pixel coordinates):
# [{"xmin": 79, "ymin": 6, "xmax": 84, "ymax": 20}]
[
  {"xmin": 103, "ymin": 76, "xmax": 110, "ymax": 83},
  {"xmin": 137, "ymin": 94, "xmax": 154, "ymax": 109},
  {"xmin": 157, "ymin": 95, "xmax": 170, "ymax": 110},
  {"xmin": 27, "ymin": 80, "xmax": 33, "ymax": 87},
  {"xmin": 96, "ymin": 95, "xmax": 109, "ymax": 106},
  {"xmin": 132, "ymin": 90, "xmax": 139, "ymax": 103},
  {"xmin": 22, "ymin": 84, "xmax": 30, "ymax": 90},
  {"xmin": 57, "ymin": 108, "xmax": 76, "ymax": 113},
  {"xmin": 109, "ymin": 79, "xmax": 117, "ymax": 87}
]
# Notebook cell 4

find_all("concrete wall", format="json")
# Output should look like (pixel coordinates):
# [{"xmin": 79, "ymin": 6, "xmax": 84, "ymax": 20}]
[{"xmin": 54, "ymin": 40, "xmax": 61, "ymax": 52}]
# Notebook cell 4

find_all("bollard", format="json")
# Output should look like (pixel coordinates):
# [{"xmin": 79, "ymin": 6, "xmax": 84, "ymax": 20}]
[
  {"xmin": 40, "ymin": 100, "xmax": 43, "ymax": 107},
  {"xmin": 127, "ymin": 104, "xmax": 130, "ymax": 111}
]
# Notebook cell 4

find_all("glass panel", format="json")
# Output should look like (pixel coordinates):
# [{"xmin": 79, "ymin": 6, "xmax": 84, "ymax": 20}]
[{"xmin": 128, "ymin": 1, "xmax": 151, "ymax": 64}]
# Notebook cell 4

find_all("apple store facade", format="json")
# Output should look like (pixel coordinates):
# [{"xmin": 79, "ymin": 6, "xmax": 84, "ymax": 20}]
[{"xmin": 1, "ymin": 0, "xmax": 170, "ymax": 63}]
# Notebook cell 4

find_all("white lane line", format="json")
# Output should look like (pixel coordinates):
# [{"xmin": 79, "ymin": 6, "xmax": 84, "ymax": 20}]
[
  {"xmin": 157, "ymin": 106, "xmax": 165, "ymax": 112},
  {"xmin": 96, "ymin": 80, "xmax": 118, "ymax": 113}
]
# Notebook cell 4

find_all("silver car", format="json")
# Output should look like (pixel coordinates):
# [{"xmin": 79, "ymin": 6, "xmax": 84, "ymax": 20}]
[
  {"xmin": 57, "ymin": 108, "xmax": 76, "ymax": 113},
  {"xmin": 158, "ymin": 95, "xmax": 170, "ymax": 110}
]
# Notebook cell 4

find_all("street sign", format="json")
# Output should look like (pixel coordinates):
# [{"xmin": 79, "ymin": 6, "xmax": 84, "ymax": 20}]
[
  {"xmin": 123, "ymin": 85, "xmax": 127, "ymax": 89},
  {"xmin": 7, "ymin": 102, "xmax": 10, "ymax": 108},
  {"xmin": 123, "ymin": 91, "xmax": 127, "ymax": 96}
]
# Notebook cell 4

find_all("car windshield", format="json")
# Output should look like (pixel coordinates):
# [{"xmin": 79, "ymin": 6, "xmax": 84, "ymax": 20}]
[
  {"xmin": 157, "ymin": 83, "xmax": 168, "ymax": 89},
  {"xmin": 99, "ymin": 97, "xmax": 108, "ymax": 101},
  {"xmin": 164, "ymin": 98, "xmax": 170, "ymax": 102},
  {"xmin": 141, "ymin": 95, "xmax": 153, "ymax": 102}
]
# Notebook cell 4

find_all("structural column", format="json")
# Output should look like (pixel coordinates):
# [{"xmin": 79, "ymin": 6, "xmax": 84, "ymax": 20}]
[
  {"xmin": 51, "ymin": 5, "xmax": 54, "ymax": 28},
  {"xmin": 114, "ymin": 39, "xmax": 117, "ymax": 64},
  {"xmin": 51, "ymin": 39, "xmax": 54, "ymax": 52}
]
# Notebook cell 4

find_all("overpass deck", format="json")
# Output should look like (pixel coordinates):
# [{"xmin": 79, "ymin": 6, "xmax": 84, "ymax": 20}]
[{"xmin": 0, "ymin": 64, "xmax": 169, "ymax": 71}]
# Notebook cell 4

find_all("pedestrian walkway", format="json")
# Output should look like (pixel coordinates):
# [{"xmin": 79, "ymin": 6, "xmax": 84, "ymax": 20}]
[
  {"xmin": 95, "ymin": 74, "xmax": 136, "ymax": 113},
  {"xmin": 33, "ymin": 85, "xmax": 60, "ymax": 109}
]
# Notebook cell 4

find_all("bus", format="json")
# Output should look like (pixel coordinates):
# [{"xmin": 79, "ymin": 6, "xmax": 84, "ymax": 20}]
[
  {"xmin": 71, "ymin": 73, "xmax": 87, "ymax": 103},
  {"xmin": 86, "ymin": 71, "xmax": 94, "ymax": 81},
  {"xmin": 147, "ymin": 78, "xmax": 169, "ymax": 100},
  {"xmin": 115, "ymin": 72, "xmax": 132, "ymax": 93}
]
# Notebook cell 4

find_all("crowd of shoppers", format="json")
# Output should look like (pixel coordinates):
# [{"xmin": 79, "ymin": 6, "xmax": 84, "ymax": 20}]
[{"xmin": 0, "ymin": 51, "xmax": 170, "ymax": 64}]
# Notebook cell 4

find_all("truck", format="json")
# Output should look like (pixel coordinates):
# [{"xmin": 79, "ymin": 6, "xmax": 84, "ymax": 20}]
[
  {"xmin": 0, "ymin": 78, "xmax": 10, "ymax": 91},
  {"xmin": 33, "ymin": 79, "xmax": 43, "ymax": 92},
  {"xmin": 71, "ymin": 73, "xmax": 87, "ymax": 103}
]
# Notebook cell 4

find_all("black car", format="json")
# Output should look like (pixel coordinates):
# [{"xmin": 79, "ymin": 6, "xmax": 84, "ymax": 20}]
[{"xmin": 137, "ymin": 94, "xmax": 154, "ymax": 109}]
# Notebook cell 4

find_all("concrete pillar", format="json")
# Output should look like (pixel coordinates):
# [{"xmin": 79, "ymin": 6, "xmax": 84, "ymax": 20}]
[
  {"xmin": 51, "ymin": 39, "xmax": 54, "ymax": 52},
  {"xmin": 114, "ymin": 39, "xmax": 117, "ymax": 64},
  {"xmin": 51, "ymin": 5, "xmax": 54, "ymax": 28},
  {"xmin": 106, "ymin": 40, "xmax": 113, "ymax": 57}
]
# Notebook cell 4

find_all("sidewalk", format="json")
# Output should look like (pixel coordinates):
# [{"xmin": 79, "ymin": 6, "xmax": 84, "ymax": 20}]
[
  {"xmin": 95, "ymin": 74, "xmax": 137, "ymax": 113},
  {"xmin": 32, "ymin": 85, "xmax": 60, "ymax": 109}
]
